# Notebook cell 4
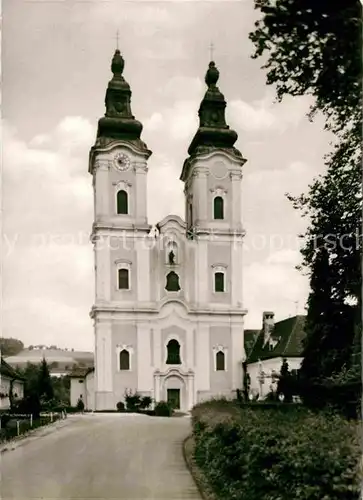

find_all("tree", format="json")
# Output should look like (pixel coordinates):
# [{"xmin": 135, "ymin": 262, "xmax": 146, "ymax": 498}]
[
  {"xmin": 277, "ymin": 358, "xmax": 293, "ymax": 403},
  {"xmin": 249, "ymin": 1, "xmax": 361, "ymax": 138},
  {"xmin": 242, "ymin": 361, "xmax": 251, "ymax": 402},
  {"xmin": 21, "ymin": 362, "xmax": 42, "ymax": 397},
  {"xmin": 38, "ymin": 357, "xmax": 54, "ymax": 402},
  {"xmin": 51, "ymin": 375, "xmax": 70, "ymax": 405},
  {"xmin": 0, "ymin": 338, "xmax": 24, "ymax": 357},
  {"xmin": 250, "ymin": 1, "xmax": 362, "ymax": 382}
]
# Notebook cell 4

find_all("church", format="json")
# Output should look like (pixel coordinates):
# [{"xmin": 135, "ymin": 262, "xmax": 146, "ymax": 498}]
[{"xmin": 76, "ymin": 49, "xmax": 248, "ymax": 411}]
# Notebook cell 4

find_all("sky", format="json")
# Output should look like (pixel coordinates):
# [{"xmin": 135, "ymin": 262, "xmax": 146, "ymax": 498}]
[{"xmin": 2, "ymin": 0, "xmax": 333, "ymax": 351}]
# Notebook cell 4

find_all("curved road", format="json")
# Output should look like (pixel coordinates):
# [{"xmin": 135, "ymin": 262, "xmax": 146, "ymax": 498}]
[{"xmin": 1, "ymin": 414, "xmax": 201, "ymax": 499}]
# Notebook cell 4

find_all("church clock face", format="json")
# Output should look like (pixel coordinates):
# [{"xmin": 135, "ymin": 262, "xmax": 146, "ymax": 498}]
[
  {"xmin": 114, "ymin": 153, "xmax": 131, "ymax": 172},
  {"xmin": 212, "ymin": 161, "xmax": 228, "ymax": 179}
]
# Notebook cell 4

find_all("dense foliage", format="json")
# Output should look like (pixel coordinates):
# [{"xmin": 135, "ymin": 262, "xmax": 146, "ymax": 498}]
[
  {"xmin": 38, "ymin": 358, "xmax": 54, "ymax": 402},
  {"xmin": 192, "ymin": 400, "xmax": 361, "ymax": 500},
  {"xmin": 0, "ymin": 338, "xmax": 24, "ymax": 357},
  {"xmin": 124, "ymin": 390, "xmax": 152, "ymax": 411},
  {"xmin": 11, "ymin": 361, "xmax": 70, "ymax": 416},
  {"xmin": 250, "ymin": 0, "xmax": 362, "ymax": 385},
  {"xmin": 154, "ymin": 401, "xmax": 173, "ymax": 417},
  {"xmin": 249, "ymin": 0, "xmax": 361, "ymax": 136},
  {"xmin": 277, "ymin": 358, "xmax": 293, "ymax": 402}
]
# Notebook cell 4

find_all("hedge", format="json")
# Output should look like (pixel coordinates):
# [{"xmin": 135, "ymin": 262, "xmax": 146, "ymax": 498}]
[{"xmin": 191, "ymin": 399, "xmax": 361, "ymax": 500}]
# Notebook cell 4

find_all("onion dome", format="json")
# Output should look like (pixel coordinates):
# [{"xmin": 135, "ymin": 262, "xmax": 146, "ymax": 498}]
[
  {"xmin": 95, "ymin": 50, "xmax": 147, "ymax": 149},
  {"xmin": 187, "ymin": 61, "xmax": 238, "ymax": 156}
]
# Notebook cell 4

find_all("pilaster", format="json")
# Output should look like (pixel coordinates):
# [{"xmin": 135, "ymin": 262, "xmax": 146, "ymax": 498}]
[
  {"xmin": 231, "ymin": 323, "xmax": 245, "ymax": 390},
  {"xmin": 231, "ymin": 237, "xmax": 243, "ymax": 308},
  {"xmin": 187, "ymin": 371, "xmax": 195, "ymax": 410},
  {"xmin": 135, "ymin": 162, "xmax": 148, "ymax": 225},
  {"xmin": 95, "ymin": 320, "xmax": 113, "ymax": 392},
  {"xmin": 186, "ymin": 328, "xmax": 194, "ymax": 370},
  {"xmin": 137, "ymin": 324, "xmax": 152, "ymax": 391},
  {"xmin": 196, "ymin": 239, "xmax": 208, "ymax": 305},
  {"xmin": 94, "ymin": 235, "xmax": 111, "ymax": 302},
  {"xmin": 192, "ymin": 167, "xmax": 209, "ymax": 225},
  {"xmin": 94, "ymin": 160, "xmax": 110, "ymax": 219},
  {"xmin": 230, "ymin": 171, "xmax": 242, "ymax": 227},
  {"xmin": 196, "ymin": 324, "xmax": 210, "ymax": 391},
  {"xmin": 136, "ymin": 237, "xmax": 150, "ymax": 302}
]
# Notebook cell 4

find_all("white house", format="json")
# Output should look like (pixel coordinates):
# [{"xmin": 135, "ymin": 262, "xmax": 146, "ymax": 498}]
[
  {"xmin": 76, "ymin": 50, "xmax": 248, "ymax": 412},
  {"xmin": 246, "ymin": 312, "xmax": 306, "ymax": 399},
  {"xmin": 0, "ymin": 357, "xmax": 25, "ymax": 410},
  {"xmin": 69, "ymin": 367, "xmax": 95, "ymax": 409}
]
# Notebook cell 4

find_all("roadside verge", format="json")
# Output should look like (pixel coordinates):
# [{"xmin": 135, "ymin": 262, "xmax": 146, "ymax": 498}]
[
  {"xmin": 0, "ymin": 417, "xmax": 76, "ymax": 454},
  {"xmin": 182, "ymin": 435, "xmax": 217, "ymax": 500}
]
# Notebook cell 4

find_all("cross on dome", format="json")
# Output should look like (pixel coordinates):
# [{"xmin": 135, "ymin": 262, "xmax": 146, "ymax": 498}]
[{"xmin": 209, "ymin": 42, "xmax": 215, "ymax": 61}]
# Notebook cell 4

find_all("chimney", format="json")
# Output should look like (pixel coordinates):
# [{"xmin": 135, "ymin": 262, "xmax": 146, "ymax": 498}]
[{"xmin": 263, "ymin": 311, "xmax": 275, "ymax": 346}]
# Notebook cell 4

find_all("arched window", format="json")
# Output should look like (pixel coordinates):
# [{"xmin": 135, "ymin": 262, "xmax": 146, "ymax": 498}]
[
  {"xmin": 117, "ymin": 190, "xmax": 128, "ymax": 214},
  {"xmin": 214, "ymin": 272, "xmax": 225, "ymax": 292},
  {"xmin": 166, "ymin": 339, "xmax": 181, "ymax": 365},
  {"xmin": 118, "ymin": 268, "xmax": 129, "ymax": 289},
  {"xmin": 213, "ymin": 196, "xmax": 224, "ymax": 220},
  {"xmin": 119, "ymin": 349, "xmax": 130, "ymax": 370},
  {"xmin": 165, "ymin": 271, "xmax": 180, "ymax": 292},
  {"xmin": 216, "ymin": 351, "xmax": 225, "ymax": 371}
]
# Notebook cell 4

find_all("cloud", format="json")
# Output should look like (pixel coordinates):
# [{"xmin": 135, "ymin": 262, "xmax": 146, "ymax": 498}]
[
  {"xmin": 228, "ymin": 92, "xmax": 314, "ymax": 133},
  {"xmin": 142, "ymin": 76, "xmax": 203, "ymax": 142},
  {"xmin": 3, "ymin": 119, "xmax": 95, "ymax": 349},
  {"xmin": 147, "ymin": 154, "xmax": 184, "ymax": 223},
  {"xmin": 243, "ymin": 251, "xmax": 309, "ymax": 328}
]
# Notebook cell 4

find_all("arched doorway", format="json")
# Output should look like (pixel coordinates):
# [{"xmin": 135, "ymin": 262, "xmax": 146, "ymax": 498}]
[{"xmin": 163, "ymin": 375, "xmax": 185, "ymax": 411}]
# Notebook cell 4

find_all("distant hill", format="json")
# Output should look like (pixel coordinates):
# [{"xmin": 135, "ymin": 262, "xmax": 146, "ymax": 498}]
[{"xmin": 4, "ymin": 347, "xmax": 94, "ymax": 376}]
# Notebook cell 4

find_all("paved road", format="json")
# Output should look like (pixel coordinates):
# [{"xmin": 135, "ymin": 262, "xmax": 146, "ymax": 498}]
[{"xmin": 1, "ymin": 414, "xmax": 201, "ymax": 500}]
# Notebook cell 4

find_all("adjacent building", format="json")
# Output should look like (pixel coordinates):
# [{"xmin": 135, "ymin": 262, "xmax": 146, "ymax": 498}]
[
  {"xmin": 246, "ymin": 312, "xmax": 306, "ymax": 399},
  {"xmin": 0, "ymin": 357, "xmax": 24, "ymax": 410}
]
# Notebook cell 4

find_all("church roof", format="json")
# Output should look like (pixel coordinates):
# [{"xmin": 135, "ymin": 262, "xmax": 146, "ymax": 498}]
[
  {"xmin": 247, "ymin": 315, "xmax": 306, "ymax": 364},
  {"xmin": 244, "ymin": 329, "xmax": 260, "ymax": 357},
  {"xmin": 69, "ymin": 366, "xmax": 94, "ymax": 378},
  {"xmin": 180, "ymin": 60, "xmax": 245, "ymax": 182},
  {"xmin": 187, "ymin": 61, "xmax": 240, "ymax": 157},
  {"xmin": 93, "ymin": 49, "xmax": 150, "ymax": 153}
]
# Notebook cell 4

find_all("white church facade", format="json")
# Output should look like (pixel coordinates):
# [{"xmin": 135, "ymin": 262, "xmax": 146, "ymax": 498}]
[{"xmin": 79, "ymin": 50, "xmax": 248, "ymax": 411}]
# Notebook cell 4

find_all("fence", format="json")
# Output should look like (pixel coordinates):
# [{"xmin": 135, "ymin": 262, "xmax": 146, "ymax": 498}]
[{"xmin": 0, "ymin": 411, "xmax": 66, "ymax": 442}]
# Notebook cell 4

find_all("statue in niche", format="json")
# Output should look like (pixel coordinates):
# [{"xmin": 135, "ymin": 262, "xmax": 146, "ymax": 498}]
[
  {"xmin": 165, "ymin": 271, "xmax": 180, "ymax": 292},
  {"xmin": 168, "ymin": 250, "xmax": 175, "ymax": 265}
]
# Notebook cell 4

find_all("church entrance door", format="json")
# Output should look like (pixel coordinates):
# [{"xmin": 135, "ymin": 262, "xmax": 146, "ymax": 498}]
[{"xmin": 167, "ymin": 388, "xmax": 180, "ymax": 409}]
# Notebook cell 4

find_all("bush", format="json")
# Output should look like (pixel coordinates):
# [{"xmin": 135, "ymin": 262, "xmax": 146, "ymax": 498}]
[
  {"xmin": 191, "ymin": 399, "xmax": 361, "ymax": 500},
  {"xmin": 11, "ymin": 395, "xmax": 41, "ymax": 418},
  {"xmin": 124, "ymin": 390, "xmax": 142, "ymax": 411},
  {"xmin": 116, "ymin": 401, "xmax": 125, "ymax": 412},
  {"xmin": 154, "ymin": 401, "xmax": 173, "ymax": 417},
  {"xmin": 140, "ymin": 396, "xmax": 152, "ymax": 410}
]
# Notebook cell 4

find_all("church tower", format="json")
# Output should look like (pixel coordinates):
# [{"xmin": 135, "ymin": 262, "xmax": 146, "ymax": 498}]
[
  {"xmin": 178, "ymin": 60, "xmax": 247, "ymax": 403},
  {"xmin": 180, "ymin": 61, "xmax": 246, "ymax": 310},
  {"xmin": 89, "ymin": 50, "xmax": 152, "ymax": 410}
]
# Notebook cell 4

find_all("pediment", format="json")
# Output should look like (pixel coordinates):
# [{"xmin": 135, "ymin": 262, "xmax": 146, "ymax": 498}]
[{"xmin": 156, "ymin": 215, "xmax": 186, "ymax": 236}]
